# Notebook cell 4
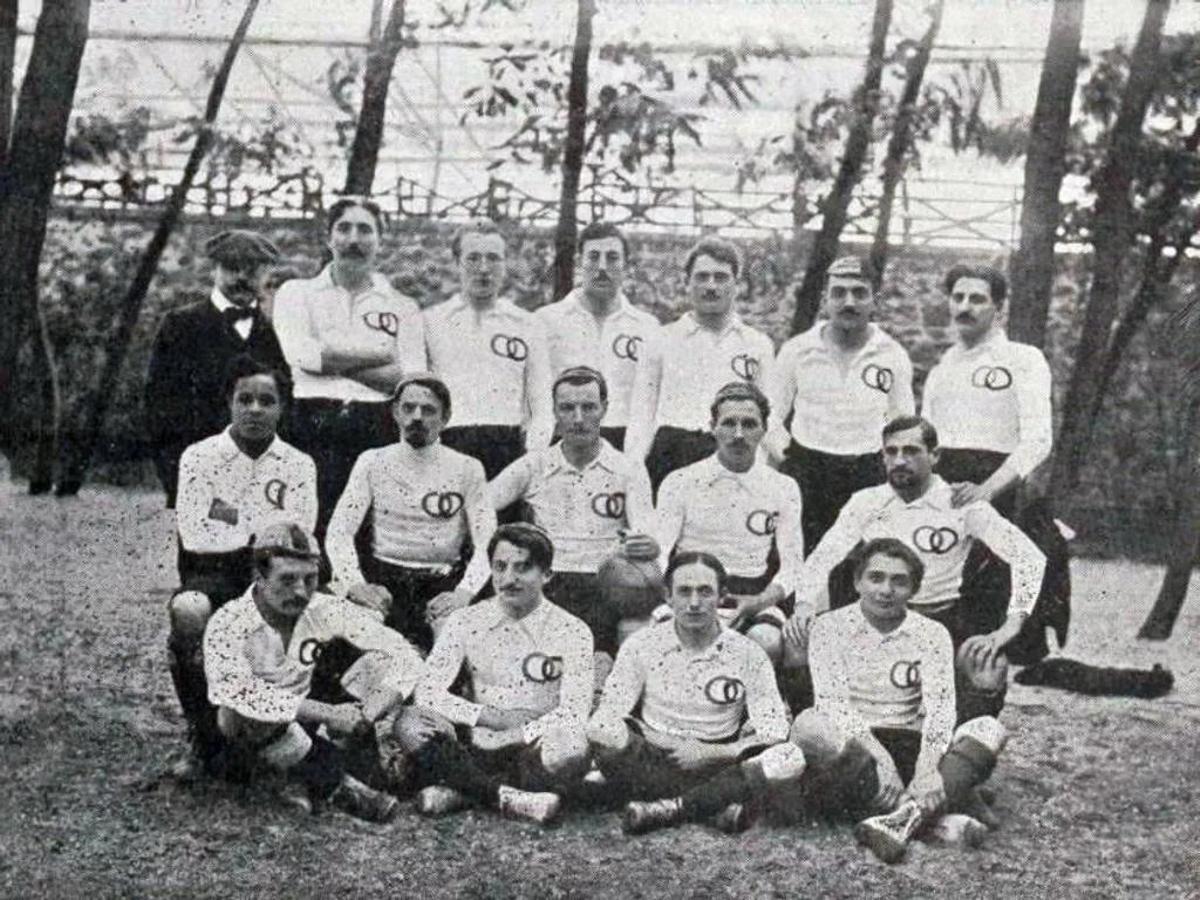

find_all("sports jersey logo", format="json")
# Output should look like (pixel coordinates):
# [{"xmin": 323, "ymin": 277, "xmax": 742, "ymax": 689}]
[
  {"xmin": 730, "ymin": 354, "xmax": 760, "ymax": 381},
  {"xmin": 704, "ymin": 675, "xmax": 745, "ymax": 705},
  {"xmin": 490, "ymin": 334, "xmax": 529, "ymax": 362},
  {"xmin": 521, "ymin": 652, "xmax": 564, "ymax": 683},
  {"xmin": 611, "ymin": 334, "xmax": 643, "ymax": 361},
  {"xmin": 971, "ymin": 365, "xmax": 1013, "ymax": 391},
  {"xmin": 590, "ymin": 492, "xmax": 626, "ymax": 520},
  {"xmin": 263, "ymin": 479, "xmax": 288, "ymax": 510},
  {"xmin": 890, "ymin": 660, "xmax": 921, "ymax": 689},
  {"xmin": 421, "ymin": 491, "xmax": 464, "ymax": 518},
  {"xmin": 861, "ymin": 364, "xmax": 894, "ymax": 393},
  {"xmin": 912, "ymin": 525, "xmax": 960, "ymax": 555},
  {"xmin": 298, "ymin": 638, "xmax": 324, "ymax": 666},
  {"xmin": 745, "ymin": 509, "xmax": 778, "ymax": 536},
  {"xmin": 362, "ymin": 311, "xmax": 400, "ymax": 337}
]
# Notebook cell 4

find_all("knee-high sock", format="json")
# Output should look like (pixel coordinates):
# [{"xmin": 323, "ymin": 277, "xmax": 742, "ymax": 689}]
[
  {"xmin": 415, "ymin": 735, "xmax": 504, "ymax": 807},
  {"xmin": 292, "ymin": 734, "xmax": 347, "ymax": 800},
  {"xmin": 167, "ymin": 637, "xmax": 221, "ymax": 762},
  {"xmin": 939, "ymin": 736, "xmax": 996, "ymax": 808},
  {"xmin": 678, "ymin": 764, "xmax": 752, "ymax": 820}
]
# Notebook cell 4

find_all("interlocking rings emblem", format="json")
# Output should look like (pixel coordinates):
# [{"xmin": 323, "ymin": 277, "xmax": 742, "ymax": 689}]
[
  {"xmin": 912, "ymin": 525, "xmax": 960, "ymax": 555},
  {"xmin": 861, "ymin": 364, "xmax": 895, "ymax": 393},
  {"xmin": 362, "ymin": 311, "xmax": 399, "ymax": 336},
  {"xmin": 590, "ymin": 492, "xmax": 626, "ymax": 520},
  {"xmin": 745, "ymin": 509, "xmax": 779, "ymax": 536},
  {"xmin": 263, "ymin": 479, "xmax": 288, "ymax": 510},
  {"xmin": 890, "ymin": 660, "xmax": 922, "ymax": 689},
  {"xmin": 611, "ymin": 334, "xmax": 643, "ymax": 361},
  {"xmin": 298, "ymin": 638, "xmax": 323, "ymax": 666},
  {"xmin": 971, "ymin": 365, "xmax": 1013, "ymax": 391},
  {"xmin": 704, "ymin": 675, "xmax": 746, "ymax": 705},
  {"xmin": 421, "ymin": 491, "xmax": 464, "ymax": 519},
  {"xmin": 730, "ymin": 354, "xmax": 760, "ymax": 380},
  {"xmin": 522, "ymin": 652, "xmax": 564, "ymax": 683},
  {"xmin": 490, "ymin": 334, "xmax": 529, "ymax": 361}
]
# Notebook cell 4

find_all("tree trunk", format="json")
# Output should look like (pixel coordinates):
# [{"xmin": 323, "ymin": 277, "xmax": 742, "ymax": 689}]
[
  {"xmin": 790, "ymin": 0, "xmax": 893, "ymax": 335},
  {"xmin": 0, "ymin": 0, "xmax": 90, "ymax": 463},
  {"xmin": 28, "ymin": 295, "xmax": 61, "ymax": 494},
  {"xmin": 0, "ymin": 0, "xmax": 18, "ymax": 166},
  {"xmin": 343, "ymin": 0, "xmax": 406, "ymax": 195},
  {"xmin": 1008, "ymin": 0, "xmax": 1085, "ymax": 347},
  {"xmin": 551, "ymin": 0, "xmax": 595, "ymax": 303},
  {"xmin": 867, "ymin": 0, "xmax": 944, "ymax": 293},
  {"xmin": 1049, "ymin": 0, "xmax": 1169, "ymax": 499},
  {"xmin": 57, "ymin": 0, "xmax": 261, "ymax": 493}
]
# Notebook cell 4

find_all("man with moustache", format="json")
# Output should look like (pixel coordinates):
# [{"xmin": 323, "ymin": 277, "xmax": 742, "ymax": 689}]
[
  {"xmin": 535, "ymin": 221, "xmax": 662, "ymax": 450},
  {"xmin": 766, "ymin": 256, "xmax": 914, "ymax": 551},
  {"xmin": 425, "ymin": 218, "xmax": 553, "ymax": 479},
  {"xmin": 146, "ymin": 230, "xmax": 288, "ymax": 508},
  {"xmin": 326, "ymin": 373, "xmax": 495, "ymax": 651},
  {"xmin": 627, "ymin": 236, "xmax": 775, "ymax": 493}
]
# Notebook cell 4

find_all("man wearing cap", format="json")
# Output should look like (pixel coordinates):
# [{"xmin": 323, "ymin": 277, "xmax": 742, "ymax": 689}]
[
  {"xmin": 425, "ymin": 218, "xmax": 553, "ymax": 480},
  {"xmin": 204, "ymin": 521, "xmax": 424, "ymax": 822},
  {"xmin": 534, "ymin": 221, "xmax": 662, "ymax": 450},
  {"xmin": 766, "ymin": 255, "xmax": 914, "ymax": 552},
  {"xmin": 326, "ymin": 373, "xmax": 495, "ymax": 651},
  {"xmin": 146, "ymin": 229, "xmax": 288, "ymax": 507},
  {"xmin": 626, "ymin": 236, "xmax": 776, "ymax": 494}
]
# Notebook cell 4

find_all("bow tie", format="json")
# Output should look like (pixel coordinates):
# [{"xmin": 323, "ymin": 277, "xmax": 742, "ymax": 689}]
[{"xmin": 222, "ymin": 306, "xmax": 257, "ymax": 326}]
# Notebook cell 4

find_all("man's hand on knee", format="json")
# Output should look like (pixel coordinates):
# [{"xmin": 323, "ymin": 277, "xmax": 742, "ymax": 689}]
[{"xmin": 346, "ymin": 582, "xmax": 392, "ymax": 617}]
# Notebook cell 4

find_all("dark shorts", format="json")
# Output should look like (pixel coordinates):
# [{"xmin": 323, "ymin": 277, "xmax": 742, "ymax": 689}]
[
  {"xmin": 936, "ymin": 448, "xmax": 1016, "ymax": 519},
  {"xmin": 544, "ymin": 570, "xmax": 616, "ymax": 654},
  {"xmin": 440, "ymin": 424, "xmax": 525, "ymax": 481},
  {"xmin": 646, "ymin": 426, "xmax": 716, "ymax": 496},
  {"xmin": 364, "ymin": 557, "xmax": 465, "ymax": 652},
  {"xmin": 176, "ymin": 546, "xmax": 254, "ymax": 609},
  {"xmin": 779, "ymin": 442, "xmax": 884, "ymax": 554}
]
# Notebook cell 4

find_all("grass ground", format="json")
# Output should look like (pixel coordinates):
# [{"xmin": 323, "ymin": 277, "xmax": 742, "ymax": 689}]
[{"xmin": 1, "ymin": 480, "xmax": 1198, "ymax": 899}]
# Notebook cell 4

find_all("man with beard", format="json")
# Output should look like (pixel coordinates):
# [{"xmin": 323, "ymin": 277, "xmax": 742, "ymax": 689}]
[
  {"xmin": 326, "ymin": 374, "xmax": 495, "ymax": 651},
  {"xmin": 535, "ymin": 222, "xmax": 662, "ymax": 450},
  {"xmin": 146, "ymin": 230, "xmax": 288, "ymax": 508},
  {"xmin": 766, "ymin": 256, "xmax": 914, "ymax": 551},
  {"xmin": 273, "ymin": 198, "xmax": 427, "ymax": 551}
]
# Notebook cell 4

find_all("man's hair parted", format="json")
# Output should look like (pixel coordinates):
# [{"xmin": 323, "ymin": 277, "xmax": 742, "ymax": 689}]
[
  {"xmin": 553, "ymin": 365, "xmax": 609, "ymax": 405},
  {"xmin": 710, "ymin": 381, "xmax": 770, "ymax": 426},
  {"xmin": 487, "ymin": 522, "xmax": 555, "ymax": 572},
  {"xmin": 852, "ymin": 537, "xmax": 926, "ymax": 596},
  {"xmin": 942, "ymin": 264, "xmax": 1008, "ymax": 307},
  {"xmin": 882, "ymin": 414, "xmax": 939, "ymax": 451},
  {"xmin": 665, "ymin": 550, "xmax": 728, "ymax": 594},
  {"xmin": 684, "ymin": 236, "xmax": 741, "ymax": 280}
]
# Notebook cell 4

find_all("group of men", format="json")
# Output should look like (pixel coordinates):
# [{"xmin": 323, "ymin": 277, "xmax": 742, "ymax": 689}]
[{"xmin": 144, "ymin": 203, "xmax": 1061, "ymax": 862}]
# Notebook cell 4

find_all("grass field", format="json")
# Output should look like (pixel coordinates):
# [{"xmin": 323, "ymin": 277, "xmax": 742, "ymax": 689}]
[{"xmin": 1, "ymin": 479, "xmax": 1198, "ymax": 899}]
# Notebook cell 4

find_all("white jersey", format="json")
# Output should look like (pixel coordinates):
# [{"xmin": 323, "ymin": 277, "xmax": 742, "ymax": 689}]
[
  {"xmin": 488, "ymin": 440, "xmax": 656, "ymax": 573},
  {"xmin": 590, "ymin": 620, "xmax": 789, "ymax": 743},
  {"xmin": 176, "ymin": 429, "xmax": 317, "ymax": 555}
]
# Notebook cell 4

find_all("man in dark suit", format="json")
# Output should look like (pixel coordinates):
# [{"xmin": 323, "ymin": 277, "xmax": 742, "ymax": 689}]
[{"xmin": 146, "ymin": 230, "xmax": 288, "ymax": 507}]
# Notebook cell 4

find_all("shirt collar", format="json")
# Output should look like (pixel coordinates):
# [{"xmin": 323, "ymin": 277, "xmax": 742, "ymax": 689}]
[
  {"xmin": 483, "ymin": 596, "xmax": 552, "ymax": 632},
  {"xmin": 883, "ymin": 474, "xmax": 952, "ymax": 511},
  {"xmin": 654, "ymin": 620, "xmax": 730, "ymax": 663},
  {"xmin": 954, "ymin": 326, "xmax": 1008, "ymax": 356},
  {"xmin": 445, "ymin": 292, "xmax": 520, "ymax": 321},
  {"xmin": 680, "ymin": 310, "xmax": 746, "ymax": 338},
  {"xmin": 215, "ymin": 427, "xmax": 283, "ymax": 462},
  {"xmin": 847, "ymin": 602, "xmax": 920, "ymax": 642},
  {"xmin": 544, "ymin": 439, "xmax": 621, "ymax": 476},
  {"xmin": 315, "ymin": 265, "xmax": 392, "ymax": 299},
  {"xmin": 210, "ymin": 287, "xmax": 256, "ymax": 315},
  {"xmin": 796, "ymin": 321, "xmax": 890, "ymax": 358},
  {"xmin": 697, "ymin": 452, "xmax": 761, "ymax": 488},
  {"xmin": 562, "ymin": 287, "xmax": 636, "ymax": 320}
]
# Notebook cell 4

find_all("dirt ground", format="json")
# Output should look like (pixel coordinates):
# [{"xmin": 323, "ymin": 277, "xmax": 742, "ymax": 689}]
[{"xmin": 1, "ymin": 480, "xmax": 1198, "ymax": 899}]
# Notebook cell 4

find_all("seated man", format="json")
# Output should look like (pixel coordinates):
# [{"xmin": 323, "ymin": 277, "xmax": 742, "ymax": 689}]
[
  {"xmin": 489, "ymin": 366, "xmax": 660, "ymax": 656},
  {"xmin": 204, "ymin": 522, "xmax": 425, "ymax": 822},
  {"xmin": 589, "ymin": 551, "xmax": 806, "ymax": 835},
  {"xmin": 391, "ymin": 524, "xmax": 594, "ymax": 825},
  {"xmin": 327, "ymin": 373, "xmax": 495, "ymax": 651},
  {"xmin": 167, "ymin": 355, "xmax": 317, "ymax": 776},
  {"xmin": 791, "ymin": 538, "xmax": 1008, "ymax": 863},
  {"xmin": 655, "ymin": 382, "xmax": 803, "ymax": 664}
]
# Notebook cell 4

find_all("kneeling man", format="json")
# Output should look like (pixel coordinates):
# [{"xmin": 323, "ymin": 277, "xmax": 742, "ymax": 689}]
[
  {"xmin": 589, "ymin": 551, "xmax": 806, "ymax": 835},
  {"xmin": 791, "ymin": 538, "xmax": 1007, "ymax": 863}
]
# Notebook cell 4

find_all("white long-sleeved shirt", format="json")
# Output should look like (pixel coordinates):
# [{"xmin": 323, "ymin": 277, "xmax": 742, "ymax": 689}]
[
  {"xmin": 922, "ymin": 328, "xmax": 1053, "ymax": 479},
  {"xmin": 424, "ymin": 294, "xmax": 554, "ymax": 447},
  {"xmin": 797, "ymin": 476, "xmax": 1045, "ymax": 617},
  {"xmin": 765, "ymin": 323, "xmax": 915, "ymax": 458},
  {"xmin": 488, "ymin": 440, "xmax": 656, "ymax": 573},
  {"xmin": 325, "ymin": 441, "xmax": 495, "ymax": 595},
  {"xmin": 534, "ymin": 288, "xmax": 663, "ymax": 429},
  {"xmin": 272, "ymin": 267, "xmax": 427, "ymax": 402},
  {"xmin": 415, "ymin": 598, "xmax": 594, "ymax": 749},
  {"xmin": 625, "ymin": 312, "xmax": 776, "ymax": 460},
  {"xmin": 205, "ymin": 588, "xmax": 424, "ymax": 724},
  {"xmin": 176, "ymin": 430, "xmax": 317, "ymax": 555},
  {"xmin": 590, "ymin": 621, "xmax": 789, "ymax": 744},
  {"xmin": 809, "ymin": 604, "xmax": 955, "ymax": 772},
  {"xmin": 656, "ymin": 454, "xmax": 803, "ymax": 595}
]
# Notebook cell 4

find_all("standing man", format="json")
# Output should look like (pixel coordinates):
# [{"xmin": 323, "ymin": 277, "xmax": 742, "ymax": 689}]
[
  {"xmin": 655, "ymin": 382, "xmax": 802, "ymax": 665},
  {"xmin": 272, "ymin": 198, "xmax": 427, "ymax": 547},
  {"xmin": 535, "ymin": 221, "xmax": 662, "ymax": 449},
  {"xmin": 146, "ymin": 230, "xmax": 287, "ymax": 508},
  {"xmin": 626, "ymin": 236, "xmax": 775, "ymax": 493},
  {"xmin": 589, "ymin": 551, "xmax": 806, "ymax": 836},
  {"xmin": 766, "ymin": 255, "xmax": 914, "ymax": 552},
  {"xmin": 489, "ymin": 366, "xmax": 660, "ymax": 655},
  {"xmin": 326, "ymin": 373, "xmax": 495, "ymax": 651},
  {"xmin": 425, "ymin": 218, "xmax": 553, "ymax": 479}
]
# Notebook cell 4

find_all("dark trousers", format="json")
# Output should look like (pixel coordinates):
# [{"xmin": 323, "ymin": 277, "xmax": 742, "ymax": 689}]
[
  {"xmin": 919, "ymin": 605, "xmax": 1007, "ymax": 724},
  {"xmin": 936, "ymin": 448, "xmax": 1016, "ymax": 519},
  {"xmin": 779, "ymin": 442, "xmax": 884, "ymax": 555},
  {"xmin": 409, "ymin": 731, "xmax": 568, "ymax": 804},
  {"xmin": 440, "ymin": 424, "xmax": 525, "ymax": 480},
  {"xmin": 364, "ymin": 557, "xmax": 464, "ymax": 652},
  {"xmin": 646, "ymin": 426, "xmax": 716, "ymax": 497},
  {"xmin": 545, "ymin": 571, "xmax": 616, "ymax": 654}
]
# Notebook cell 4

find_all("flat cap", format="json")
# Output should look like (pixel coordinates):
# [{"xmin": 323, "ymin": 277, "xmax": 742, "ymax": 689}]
[
  {"xmin": 828, "ymin": 255, "xmax": 875, "ymax": 281},
  {"xmin": 251, "ymin": 522, "xmax": 320, "ymax": 561},
  {"xmin": 205, "ymin": 229, "xmax": 281, "ymax": 266}
]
